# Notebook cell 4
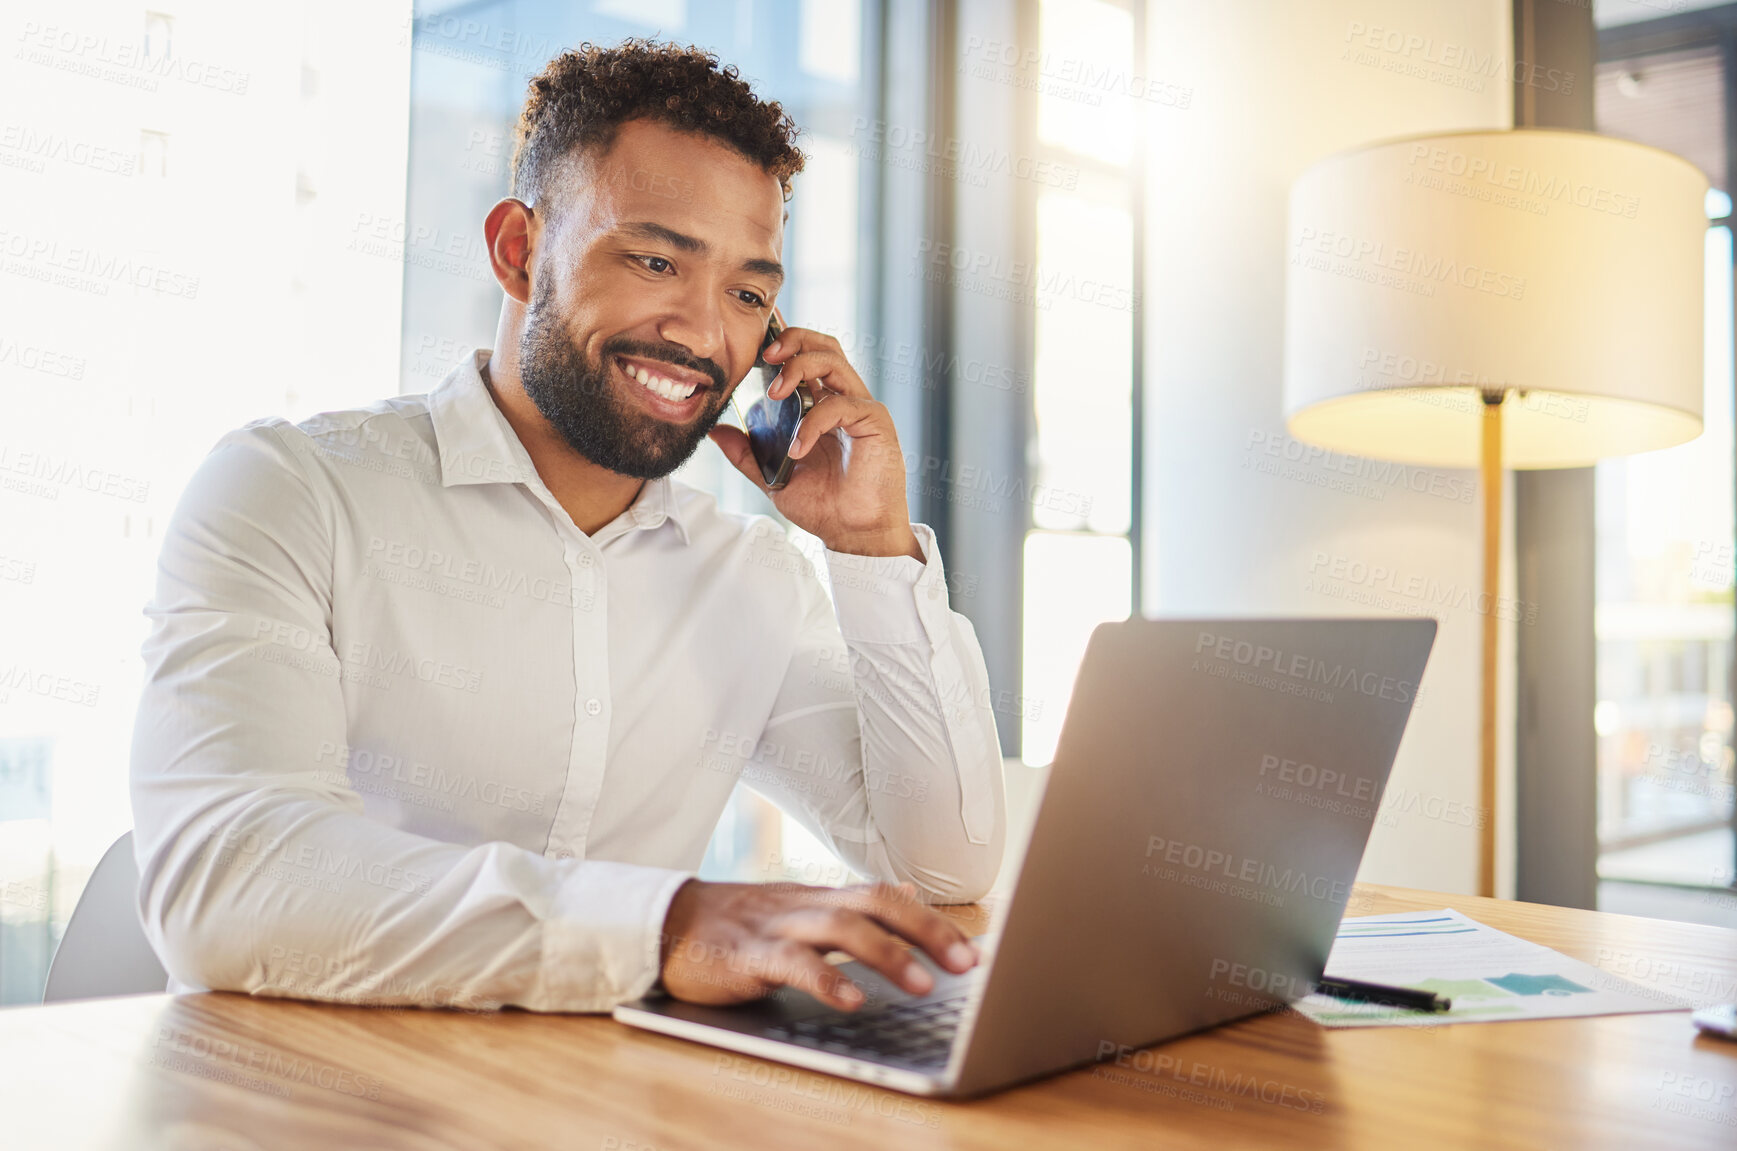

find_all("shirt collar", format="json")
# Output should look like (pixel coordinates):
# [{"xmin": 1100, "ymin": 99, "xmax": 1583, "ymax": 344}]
[{"xmin": 427, "ymin": 347, "xmax": 691, "ymax": 546}]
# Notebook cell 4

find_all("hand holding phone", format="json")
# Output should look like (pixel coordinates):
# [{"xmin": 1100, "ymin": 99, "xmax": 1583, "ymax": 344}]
[
  {"xmin": 732, "ymin": 313, "xmax": 815, "ymax": 489},
  {"xmin": 710, "ymin": 313, "xmax": 922, "ymax": 560}
]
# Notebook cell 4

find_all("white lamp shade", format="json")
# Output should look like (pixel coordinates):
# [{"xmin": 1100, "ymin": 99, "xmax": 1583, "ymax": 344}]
[{"xmin": 1283, "ymin": 129, "xmax": 1707, "ymax": 468}]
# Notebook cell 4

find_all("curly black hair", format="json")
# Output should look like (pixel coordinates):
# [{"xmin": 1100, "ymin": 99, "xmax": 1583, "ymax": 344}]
[{"xmin": 509, "ymin": 38, "xmax": 806, "ymax": 217}]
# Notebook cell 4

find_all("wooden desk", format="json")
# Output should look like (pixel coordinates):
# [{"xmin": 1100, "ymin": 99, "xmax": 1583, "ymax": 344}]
[{"xmin": 2, "ymin": 884, "xmax": 1734, "ymax": 1150}]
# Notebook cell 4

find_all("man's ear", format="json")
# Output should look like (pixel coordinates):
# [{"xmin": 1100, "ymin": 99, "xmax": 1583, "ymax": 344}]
[{"xmin": 484, "ymin": 198, "xmax": 536, "ymax": 304}]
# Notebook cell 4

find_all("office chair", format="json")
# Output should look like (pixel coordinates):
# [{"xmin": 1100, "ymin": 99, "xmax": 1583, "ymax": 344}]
[{"xmin": 41, "ymin": 831, "xmax": 170, "ymax": 1003}]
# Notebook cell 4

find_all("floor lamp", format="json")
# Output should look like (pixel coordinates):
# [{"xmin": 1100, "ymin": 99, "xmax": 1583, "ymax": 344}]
[{"xmin": 1283, "ymin": 129, "xmax": 1707, "ymax": 898}]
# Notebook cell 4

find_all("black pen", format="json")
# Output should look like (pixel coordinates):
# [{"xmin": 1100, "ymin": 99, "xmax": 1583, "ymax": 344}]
[{"xmin": 1316, "ymin": 976, "xmax": 1451, "ymax": 1013}]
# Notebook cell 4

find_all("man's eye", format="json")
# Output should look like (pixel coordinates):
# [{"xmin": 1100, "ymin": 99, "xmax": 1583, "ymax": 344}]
[
  {"xmin": 638, "ymin": 255, "xmax": 672, "ymax": 274},
  {"xmin": 736, "ymin": 290, "xmax": 765, "ymax": 308}
]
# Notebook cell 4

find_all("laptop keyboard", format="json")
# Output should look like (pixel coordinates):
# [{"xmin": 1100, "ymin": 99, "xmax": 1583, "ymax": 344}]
[{"xmin": 762, "ymin": 993, "xmax": 969, "ymax": 1067}]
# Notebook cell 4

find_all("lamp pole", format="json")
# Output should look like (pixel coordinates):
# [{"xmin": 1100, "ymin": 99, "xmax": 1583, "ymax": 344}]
[{"xmin": 1480, "ymin": 390, "xmax": 1505, "ymax": 898}]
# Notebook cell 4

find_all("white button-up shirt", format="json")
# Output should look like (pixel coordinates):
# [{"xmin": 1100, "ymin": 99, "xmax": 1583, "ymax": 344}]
[{"xmin": 130, "ymin": 347, "xmax": 1006, "ymax": 1013}]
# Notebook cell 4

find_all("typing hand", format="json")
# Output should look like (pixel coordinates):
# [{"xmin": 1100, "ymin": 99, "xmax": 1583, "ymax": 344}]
[{"xmin": 656, "ymin": 879, "xmax": 981, "ymax": 1011}]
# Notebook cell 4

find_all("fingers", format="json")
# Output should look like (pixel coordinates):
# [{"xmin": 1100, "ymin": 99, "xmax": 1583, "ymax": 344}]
[
  {"xmin": 817, "ymin": 883, "xmax": 980, "ymax": 976},
  {"xmin": 755, "ymin": 939, "xmax": 867, "ymax": 1012},
  {"xmin": 787, "ymin": 392, "xmax": 885, "ymax": 460},
  {"xmin": 763, "ymin": 328, "xmax": 871, "ymax": 401},
  {"xmin": 658, "ymin": 880, "xmax": 981, "ymax": 1014},
  {"xmin": 779, "ymin": 907, "xmax": 937, "ymax": 998},
  {"xmin": 666, "ymin": 939, "xmax": 854, "ymax": 1008}
]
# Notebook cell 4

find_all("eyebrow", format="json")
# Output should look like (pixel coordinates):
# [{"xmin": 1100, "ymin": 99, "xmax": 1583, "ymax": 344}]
[{"xmin": 619, "ymin": 220, "xmax": 784, "ymax": 285}]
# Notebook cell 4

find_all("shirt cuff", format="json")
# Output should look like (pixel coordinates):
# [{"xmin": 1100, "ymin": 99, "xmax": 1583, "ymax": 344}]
[
  {"xmin": 539, "ymin": 861, "xmax": 694, "ymax": 1012},
  {"xmin": 823, "ymin": 522, "xmax": 953, "ymax": 648}
]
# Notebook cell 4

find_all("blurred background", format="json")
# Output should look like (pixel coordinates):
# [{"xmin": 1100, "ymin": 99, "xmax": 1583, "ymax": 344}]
[{"xmin": 0, "ymin": 0, "xmax": 1731, "ymax": 1005}]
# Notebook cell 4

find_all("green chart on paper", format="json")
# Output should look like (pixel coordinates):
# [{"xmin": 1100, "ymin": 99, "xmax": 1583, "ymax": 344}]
[{"xmin": 1291, "ymin": 909, "xmax": 1688, "ymax": 1028}]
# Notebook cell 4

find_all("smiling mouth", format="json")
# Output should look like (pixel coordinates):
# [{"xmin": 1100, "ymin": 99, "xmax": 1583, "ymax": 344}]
[{"xmin": 616, "ymin": 355, "xmax": 707, "ymax": 403}]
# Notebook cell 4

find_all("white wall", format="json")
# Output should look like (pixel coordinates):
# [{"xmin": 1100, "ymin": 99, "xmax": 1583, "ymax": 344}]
[{"xmin": 1143, "ymin": 0, "xmax": 1518, "ymax": 895}]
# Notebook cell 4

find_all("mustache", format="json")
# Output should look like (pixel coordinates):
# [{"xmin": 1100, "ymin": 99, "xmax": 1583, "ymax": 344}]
[{"xmin": 599, "ymin": 336, "xmax": 727, "ymax": 391}]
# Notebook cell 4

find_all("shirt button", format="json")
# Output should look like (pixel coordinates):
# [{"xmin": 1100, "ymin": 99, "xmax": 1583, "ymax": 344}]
[
  {"xmin": 555, "ymin": 848, "xmax": 574, "ymax": 860},
  {"xmin": 585, "ymin": 697, "xmax": 602, "ymax": 716},
  {"xmin": 578, "ymin": 553, "xmax": 595, "ymax": 568}
]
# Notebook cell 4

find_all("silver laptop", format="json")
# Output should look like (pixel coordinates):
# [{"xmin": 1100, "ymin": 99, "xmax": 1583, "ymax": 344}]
[{"xmin": 614, "ymin": 617, "xmax": 1437, "ymax": 1098}]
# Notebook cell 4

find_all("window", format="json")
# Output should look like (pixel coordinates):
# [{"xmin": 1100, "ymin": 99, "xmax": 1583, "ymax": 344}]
[
  {"xmin": 0, "ymin": 740, "xmax": 53, "ymax": 1003},
  {"xmin": 1020, "ymin": 0, "xmax": 1139, "ymax": 766},
  {"xmin": 1592, "ymin": 41, "xmax": 1735, "ymax": 895},
  {"xmin": 143, "ymin": 11, "xmax": 174, "ymax": 64}
]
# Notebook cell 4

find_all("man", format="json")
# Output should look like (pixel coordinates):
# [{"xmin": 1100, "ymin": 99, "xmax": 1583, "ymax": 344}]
[{"xmin": 129, "ymin": 39, "xmax": 1006, "ymax": 1014}]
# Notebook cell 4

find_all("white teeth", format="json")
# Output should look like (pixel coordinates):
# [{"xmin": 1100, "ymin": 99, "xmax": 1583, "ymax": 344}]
[{"xmin": 623, "ymin": 360, "xmax": 696, "ymax": 402}]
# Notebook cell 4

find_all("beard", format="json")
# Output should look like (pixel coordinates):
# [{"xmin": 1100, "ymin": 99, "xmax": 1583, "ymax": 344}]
[{"xmin": 517, "ymin": 281, "xmax": 732, "ymax": 479}]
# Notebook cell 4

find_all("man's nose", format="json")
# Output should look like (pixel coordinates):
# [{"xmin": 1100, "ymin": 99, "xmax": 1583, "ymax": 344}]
[{"xmin": 657, "ymin": 286, "xmax": 727, "ymax": 365}]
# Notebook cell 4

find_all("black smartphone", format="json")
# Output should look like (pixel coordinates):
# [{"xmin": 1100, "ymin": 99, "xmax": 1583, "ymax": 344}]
[{"xmin": 734, "ymin": 314, "xmax": 814, "ymax": 489}]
